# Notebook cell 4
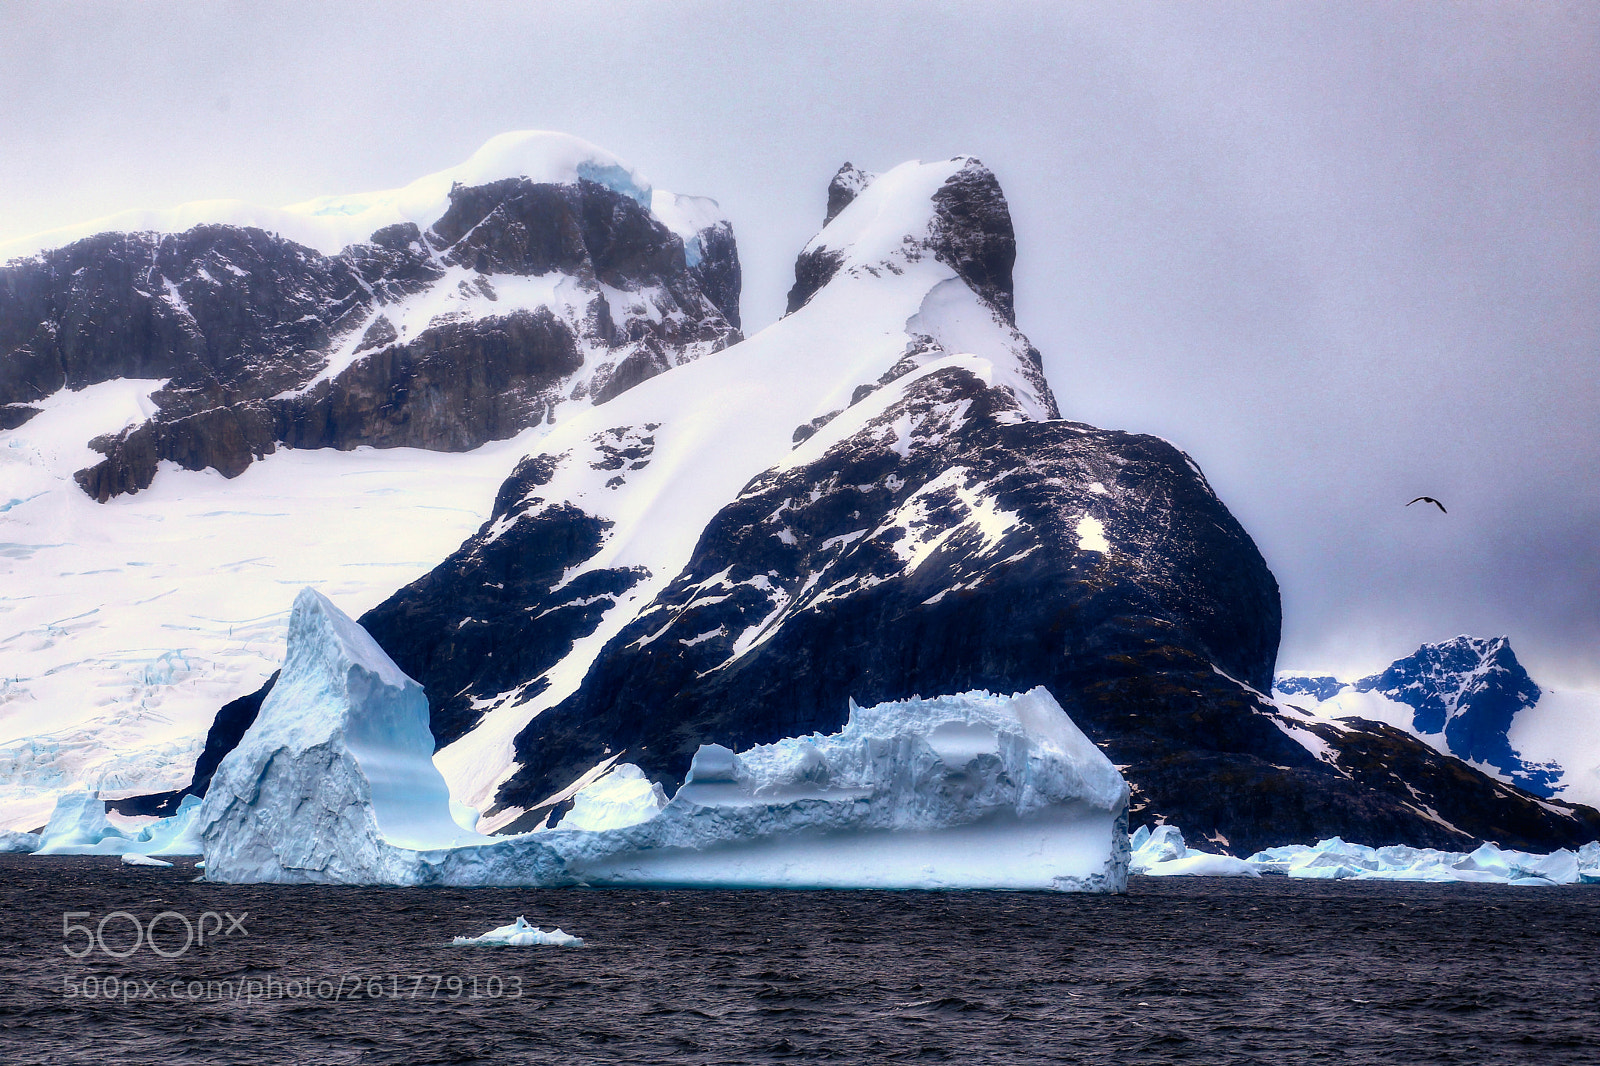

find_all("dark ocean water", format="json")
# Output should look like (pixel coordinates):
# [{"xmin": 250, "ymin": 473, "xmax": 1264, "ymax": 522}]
[{"xmin": 2, "ymin": 854, "xmax": 1597, "ymax": 1065}]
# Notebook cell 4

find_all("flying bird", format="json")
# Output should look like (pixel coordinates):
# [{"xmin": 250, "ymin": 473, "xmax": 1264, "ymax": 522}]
[{"xmin": 1407, "ymin": 496, "xmax": 1447, "ymax": 513}]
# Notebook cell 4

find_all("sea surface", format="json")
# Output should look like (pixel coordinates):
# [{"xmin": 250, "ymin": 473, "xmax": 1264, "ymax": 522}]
[{"xmin": 2, "ymin": 854, "xmax": 1597, "ymax": 1065}]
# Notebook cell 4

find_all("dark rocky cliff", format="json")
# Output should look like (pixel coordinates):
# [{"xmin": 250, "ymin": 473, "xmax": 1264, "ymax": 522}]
[{"xmin": 1, "ymin": 178, "xmax": 740, "ymax": 500}]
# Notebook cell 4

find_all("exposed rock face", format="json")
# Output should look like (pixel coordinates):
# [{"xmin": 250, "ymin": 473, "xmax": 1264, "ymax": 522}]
[
  {"xmin": 501, "ymin": 365, "xmax": 1281, "ymax": 810},
  {"xmin": 361, "ymin": 448, "xmax": 654, "ymax": 749},
  {"xmin": 2, "ymin": 179, "xmax": 740, "ymax": 500},
  {"xmin": 824, "ymin": 163, "xmax": 874, "ymax": 224},
  {"xmin": 1250, "ymin": 707, "xmax": 1599, "ymax": 854}
]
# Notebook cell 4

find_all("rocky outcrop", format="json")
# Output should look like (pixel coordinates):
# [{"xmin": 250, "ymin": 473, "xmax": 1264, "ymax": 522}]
[
  {"xmin": 2, "ymin": 178, "xmax": 740, "ymax": 500},
  {"xmin": 361, "ymin": 447, "xmax": 654, "ymax": 749},
  {"xmin": 500, "ymin": 364, "xmax": 1281, "ymax": 808}
]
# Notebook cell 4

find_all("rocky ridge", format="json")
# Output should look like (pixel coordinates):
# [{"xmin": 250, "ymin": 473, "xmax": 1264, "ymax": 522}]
[{"xmin": 1, "ymin": 150, "xmax": 740, "ymax": 501}]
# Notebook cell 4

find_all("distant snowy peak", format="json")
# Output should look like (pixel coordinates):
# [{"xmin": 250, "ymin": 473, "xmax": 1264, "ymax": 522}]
[
  {"xmin": 1273, "ymin": 675, "xmax": 1347, "ymax": 702},
  {"xmin": 0, "ymin": 133, "xmax": 742, "ymax": 498},
  {"xmin": 1276, "ymin": 635, "xmax": 1561, "ymax": 796},
  {"xmin": 1352, "ymin": 635, "xmax": 1540, "ymax": 733}
]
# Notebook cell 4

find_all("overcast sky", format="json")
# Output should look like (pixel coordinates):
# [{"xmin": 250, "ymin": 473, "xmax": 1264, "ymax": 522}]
[{"xmin": 4, "ymin": 2, "xmax": 1596, "ymax": 685}]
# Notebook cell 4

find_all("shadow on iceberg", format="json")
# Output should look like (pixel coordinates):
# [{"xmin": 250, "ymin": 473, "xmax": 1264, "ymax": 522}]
[{"xmin": 198, "ymin": 588, "xmax": 1131, "ymax": 891}]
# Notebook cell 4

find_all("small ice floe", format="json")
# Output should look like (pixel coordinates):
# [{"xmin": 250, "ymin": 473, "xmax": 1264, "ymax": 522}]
[
  {"xmin": 1130, "ymin": 825, "xmax": 1260, "ymax": 877},
  {"xmin": 452, "ymin": 916, "xmax": 583, "ymax": 947},
  {"xmin": 121, "ymin": 853, "xmax": 173, "ymax": 867}
]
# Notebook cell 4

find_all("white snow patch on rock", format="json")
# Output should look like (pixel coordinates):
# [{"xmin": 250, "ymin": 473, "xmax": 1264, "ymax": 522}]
[{"xmin": 1074, "ymin": 515, "xmax": 1109, "ymax": 554}]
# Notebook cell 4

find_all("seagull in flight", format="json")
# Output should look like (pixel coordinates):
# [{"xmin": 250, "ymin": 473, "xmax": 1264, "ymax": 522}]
[{"xmin": 1407, "ymin": 496, "xmax": 1447, "ymax": 513}]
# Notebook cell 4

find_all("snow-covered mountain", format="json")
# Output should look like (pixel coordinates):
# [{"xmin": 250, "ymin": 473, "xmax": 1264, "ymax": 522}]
[
  {"xmin": 1277, "ymin": 636, "xmax": 1600, "ymax": 809},
  {"xmin": 147, "ymin": 156, "xmax": 1598, "ymax": 855},
  {"xmin": 2, "ymin": 131, "xmax": 740, "ymax": 500},
  {"xmin": 5, "ymin": 139, "xmax": 1596, "ymax": 857},
  {"xmin": 0, "ymin": 133, "xmax": 738, "ymax": 830}
]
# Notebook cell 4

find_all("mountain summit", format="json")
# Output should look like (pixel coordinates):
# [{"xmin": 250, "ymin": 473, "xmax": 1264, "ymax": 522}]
[{"xmin": 1276, "ymin": 636, "xmax": 1590, "ymax": 802}]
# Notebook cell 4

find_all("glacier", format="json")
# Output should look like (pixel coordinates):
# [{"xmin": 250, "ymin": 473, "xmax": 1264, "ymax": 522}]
[
  {"xmin": 197, "ymin": 587, "xmax": 1130, "ymax": 890},
  {"xmin": 0, "ymin": 131, "xmax": 740, "ymax": 833}
]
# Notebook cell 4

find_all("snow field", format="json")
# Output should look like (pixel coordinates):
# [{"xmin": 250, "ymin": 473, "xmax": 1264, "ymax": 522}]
[{"xmin": 0, "ymin": 380, "xmax": 545, "ymax": 829}]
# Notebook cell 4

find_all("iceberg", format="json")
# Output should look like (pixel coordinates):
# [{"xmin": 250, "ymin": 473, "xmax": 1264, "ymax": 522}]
[
  {"xmin": 32, "ymin": 789, "xmax": 125, "ymax": 855},
  {"xmin": 121, "ymin": 853, "xmax": 173, "ymax": 868},
  {"xmin": 197, "ymin": 588, "xmax": 487, "ymax": 884},
  {"xmin": 483, "ymin": 687, "xmax": 1132, "ymax": 892},
  {"xmin": 554, "ymin": 764, "xmax": 668, "ymax": 832},
  {"xmin": 452, "ymin": 917, "xmax": 583, "ymax": 947},
  {"xmin": 0, "ymin": 829, "xmax": 40, "ymax": 853},
  {"xmin": 1129, "ymin": 824, "xmax": 1188, "ymax": 871},
  {"xmin": 1130, "ymin": 826, "xmax": 1258, "ymax": 877},
  {"xmin": 1131, "ymin": 827, "xmax": 1600, "ymax": 886},
  {"xmin": 198, "ymin": 592, "xmax": 1130, "ymax": 890},
  {"xmin": 31, "ymin": 788, "xmax": 205, "ymax": 857},
  {"xmin": 1143, "ymin": 853, "xmax": 1261, "ymax": 878}
]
